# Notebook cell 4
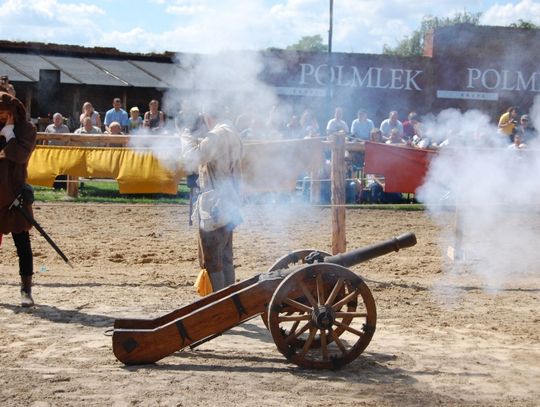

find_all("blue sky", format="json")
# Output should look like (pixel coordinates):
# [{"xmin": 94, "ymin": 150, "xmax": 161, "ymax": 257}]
[{"xmin": 0, "ymin": 0, "xmax": 539, "ymax": 54}]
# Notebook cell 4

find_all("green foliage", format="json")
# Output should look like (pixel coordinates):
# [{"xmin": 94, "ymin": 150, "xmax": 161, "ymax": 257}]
[
  {"xmin": 32, "ymin": 182, "xmax": 424, "ymax": 209},
  {"xmin": 509, "ymin": 19, "xmax": 539, "ymax": 29},
  {"xmin": 33, "ymin": 182, "xmax": 189, "ymax": 204},
  {"xmin": 284, "ymin": 35, "xmax": 328, "ymax": 52},
  {"xmin": 355, "ymin": 203, "xmax": 425, "ymax": 211},
  {"xmin": 383, "ymin": 11, "xmax": 481, "ymax": 56}
]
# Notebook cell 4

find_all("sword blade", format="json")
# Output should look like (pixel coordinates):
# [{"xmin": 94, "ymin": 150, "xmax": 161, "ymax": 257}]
[{"xmin": 15, "ymin": 205, "xmax": 73, "ymax": 268}]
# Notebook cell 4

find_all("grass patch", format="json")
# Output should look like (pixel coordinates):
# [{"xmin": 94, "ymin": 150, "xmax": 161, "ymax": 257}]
[
  {"xmin": 33, "ymin": 181, "xmax": 190, "ymax": 204},
  {"xmin": 32, "ymin": 181, "xmax": 425, "ymax": 210},
  {"xmin": 350, "ymin": 203, "xmax": 425, "ymax": 211}
]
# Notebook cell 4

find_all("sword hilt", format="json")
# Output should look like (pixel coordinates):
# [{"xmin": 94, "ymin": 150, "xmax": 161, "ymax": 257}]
[
  {"xmin": 8, "ymin": 194, "xmax": 22, "ymax": 211},
  {"xmin": 9, "ymin": 191, "xmax": 73, "ymax": 267}
]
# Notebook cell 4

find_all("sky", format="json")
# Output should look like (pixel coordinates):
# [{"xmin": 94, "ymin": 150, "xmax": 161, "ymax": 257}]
[{"xmin": 1, "ymin": 0, "xmax": 540, "ymax": 55}]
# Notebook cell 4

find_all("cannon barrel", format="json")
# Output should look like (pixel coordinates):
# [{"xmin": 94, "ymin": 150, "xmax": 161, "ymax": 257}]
[{"xmin": 323, "ymin": 231, "xmax": 417, "ymax": 268}]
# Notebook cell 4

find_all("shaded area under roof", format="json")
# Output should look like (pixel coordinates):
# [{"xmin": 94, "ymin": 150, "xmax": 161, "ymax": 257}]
[{"xmin": 0, "ymin": 52, "xmax": 182, "ymax": 88}]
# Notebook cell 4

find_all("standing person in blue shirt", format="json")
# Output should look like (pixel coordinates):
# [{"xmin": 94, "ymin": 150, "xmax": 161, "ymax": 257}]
[
  {"xmin": 326, "ymin": 107, "xmax": 349, "ymax": 136},
  {"xmin": 349, "ymin": 109, "xmax": 374, "ymax": 172},
  {"xmin": 350, "ymin": 109, "xmax": 374, "ymax": 141},
  {"xmin": 379, "ymin": 110, "xmax": 404, "ymax": 141},
  {"xmin": 104, "ymin": 98, "xmax": 128, "ymax": 133}
]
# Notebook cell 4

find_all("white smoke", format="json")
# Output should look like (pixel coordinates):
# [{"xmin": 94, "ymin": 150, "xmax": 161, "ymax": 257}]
[
  {"xmin": 126, "ymin": 40, "xmax": 320, "ymax": 246},
  {"xmin": 166, "ymin": 51, "xmax": 282, "ymax": 119},
  {"xmin": 127, "ymin": 48, "xmax": 285, "ymax": 169},
  {"xmin": 417, "ymin": 97, "xmax": 540, "ymax": 292}
]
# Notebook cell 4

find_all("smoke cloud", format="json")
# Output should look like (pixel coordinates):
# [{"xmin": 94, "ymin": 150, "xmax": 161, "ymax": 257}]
[
  {"xmin": 128, "ymin": 49, "xmax": 284, "ymax": 169},
  {"xmin": 416, "ymin": 97, "xmax": 540, "ymax": 293},
  {"xmin": 127, "ymin": 42, "xmax": 321, "ymax": 250}
]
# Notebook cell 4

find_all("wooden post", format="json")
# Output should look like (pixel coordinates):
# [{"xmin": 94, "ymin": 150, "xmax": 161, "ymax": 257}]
[
  {"xmin": 448, "ymin": 206, "xmax": 464, "ymax": 261},
  {"xmin": 310, "ymin": 139, "xmax": 323, "ymax": 204},
  {"xmin": 330, "ymin": 132, "xmax": 346, "ymax": 254},
  {"xmin": 66, "ymin": 175, "xmax": 79, "ymax": 198},
  {"xmin": 309, "ymin": 170, "xmax": 321, "ymax": 204}
]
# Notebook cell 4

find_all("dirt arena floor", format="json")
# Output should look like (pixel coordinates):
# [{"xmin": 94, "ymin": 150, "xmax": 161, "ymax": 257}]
[{"xmin": 1, "ymin": 202, "xmax": 538, "ymax": 406}]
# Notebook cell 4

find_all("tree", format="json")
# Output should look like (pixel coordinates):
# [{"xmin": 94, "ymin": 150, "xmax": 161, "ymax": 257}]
[
  {"xmin": 285, "ymin": 35, "xmax": 328, "ymax": 52},
  {"xmin": 509, "ymin": 19, "xmax": 539, "ymax": 29},
  {"xmin": 383, "ymin": 12, "xmax": 481, "ymax": 56}
]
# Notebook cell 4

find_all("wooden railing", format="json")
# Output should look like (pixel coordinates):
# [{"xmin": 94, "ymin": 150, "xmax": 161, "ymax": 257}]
[
  {"xmin": 35, "ymin": 132, "xmax": 366, "ymax": 150},
  {"xmin": 36, "ymin": 133, "xmax": 180, "ymax": 147}
]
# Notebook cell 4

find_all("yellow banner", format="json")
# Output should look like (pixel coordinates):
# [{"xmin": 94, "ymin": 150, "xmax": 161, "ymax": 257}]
[
  {"xmin": 28, "ymin": 146, "xmax": 183, "ymax": 194},
  {"xmin": 27, "ymin": 138, "xmax": 323, "ymax": 195}
]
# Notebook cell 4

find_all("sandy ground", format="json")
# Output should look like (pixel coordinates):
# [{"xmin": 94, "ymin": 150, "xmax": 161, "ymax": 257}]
[{"xmin": 0, "ymin": 202, "xmax": 539, "ymax": 406}]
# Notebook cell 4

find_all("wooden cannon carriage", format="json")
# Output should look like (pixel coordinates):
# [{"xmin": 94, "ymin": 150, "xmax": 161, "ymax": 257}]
[{"xmin": 112, "ymin": 232, "xmax": 417, "ymax": 370}]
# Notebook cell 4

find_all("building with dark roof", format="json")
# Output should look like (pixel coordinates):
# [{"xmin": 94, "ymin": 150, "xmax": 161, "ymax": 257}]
[{"xmin": 1, "ymin": 23, "xmax": 539, "ymax": 129}]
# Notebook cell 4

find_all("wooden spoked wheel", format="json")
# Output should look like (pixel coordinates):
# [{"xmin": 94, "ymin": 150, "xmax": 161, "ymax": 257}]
[
  {"xmin": 262, "ymin": 249, "xmax": 331, "ymax": 331},
  {"xmin": 267, "ymin": 264, "xmax": 376, "ymax": 370}
]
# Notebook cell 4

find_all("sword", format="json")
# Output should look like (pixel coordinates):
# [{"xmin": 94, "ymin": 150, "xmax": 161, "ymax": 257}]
[
  {"xmin": 186, "ymin": 173, "xmax": 199, "ymax": 227},
  {"xmin": 9, "ymin": 194, "xmax": 74, "ymax": 268},
  {"xmin": 189, "ymin": 187, "xmax": 194, "ymax": 226}
]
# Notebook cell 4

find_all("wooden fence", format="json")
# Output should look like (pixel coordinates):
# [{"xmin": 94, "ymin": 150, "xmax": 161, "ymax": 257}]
[{"xmin": 31, "ymin": 132, "xmax": 363, "ymax": 253}]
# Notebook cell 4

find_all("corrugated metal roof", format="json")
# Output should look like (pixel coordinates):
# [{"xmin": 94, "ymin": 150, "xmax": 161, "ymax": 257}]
[
  {"xmin": 44, "ymin": 55, "xmax": 126, "ymax": 86},
  {"xmin": 0, "ymin": 53, "xmax": 56, "ymax": 82},
  {"xmin": 0, "ymin": 58, "xmax": 31, "ymax": 81},
  {"xmin": 0, "ymin": 52, "xmax": 183, "ymax": 88},
  {"xmin": 127, "ymin": 60, "xmax": 184, "ymax": 88},
  {"xmin": 87, "ymin": 58, "xmax": 168, "ymax": 88}
]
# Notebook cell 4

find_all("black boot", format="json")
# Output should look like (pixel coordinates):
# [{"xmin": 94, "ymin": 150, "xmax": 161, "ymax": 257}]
[{"xmin": 20, "ymin": 275, "xmax": 34, "ymax": 307}]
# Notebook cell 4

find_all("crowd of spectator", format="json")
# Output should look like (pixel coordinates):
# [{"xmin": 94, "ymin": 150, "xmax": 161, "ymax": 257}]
[
  {"xmin": 38, "ymin": 97, "xmax": 170, "ymax": 137},
  {"xmin": 5, "ymin": 75, "xmax": 539, "ymax": 204},
  {"xmin": 32, "ymin": 93, "xmax": 539, "ymax": 155},
  {"xmin": 315, "ymin": 105, "xmax": 538, "ymax": 203}
]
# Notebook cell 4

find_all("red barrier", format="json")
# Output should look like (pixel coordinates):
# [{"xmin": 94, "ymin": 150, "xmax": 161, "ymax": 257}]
[{"xmin": 364, "ymin": 142, "xmax": 437, "ymax": 193}]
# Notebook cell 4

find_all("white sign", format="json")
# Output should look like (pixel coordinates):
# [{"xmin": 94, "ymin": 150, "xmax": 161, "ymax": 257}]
[
  {"xmin": 297, "ymin": 63, "xmax": 423, "ymax": 91},
  {"xmin": 275, "ymin": 87, "xmax": 326, "ymax": 97},
  {"xmin": 436, "ymin": 90, "xmax": 499, "ymax": 101},
  {"xmin": 467, "ymin": 68, "xmax": 540, "ymax": 92}
]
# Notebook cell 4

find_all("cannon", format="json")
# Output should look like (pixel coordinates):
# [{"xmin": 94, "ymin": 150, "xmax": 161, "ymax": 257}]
[{"xmin": 112, "ymin": 232, "xmax": 417, "ymax": 370}]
